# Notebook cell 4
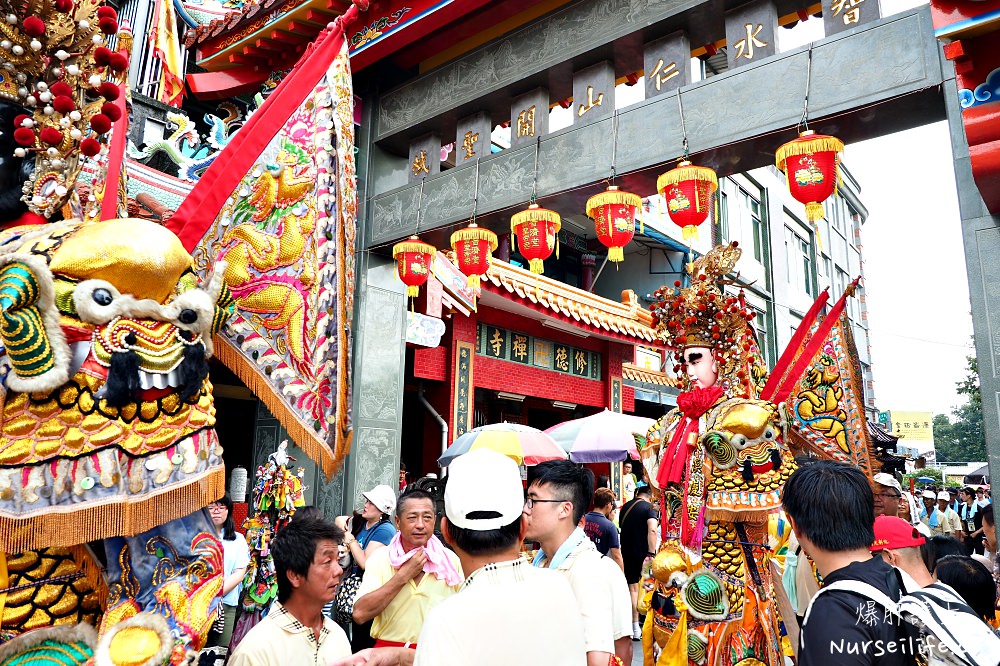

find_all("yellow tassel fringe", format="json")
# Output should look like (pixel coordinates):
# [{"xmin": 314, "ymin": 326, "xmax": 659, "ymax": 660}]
[
  {"xmin": 450, "ymin": 225, "xmax": 498, "ymax": 251},
  {"xmin": 392, "ymin": 240, "xmax": 437, "ymax": 258},
  {"xmin": 529, "ymin": 258, "xmax": 545, "ymax": 274},
  {"xmin": 511, "ymin": 205, "xmax": 562, "ymax": 232},
  {"xmin": 608, "ymin": 246, "xmax": 624, "ymax": 262},
  {"xmin": 0, "ymin": 469, "xmax": 225, "ymax": 553},
  {"xmin": 805, "ymin": 201, "xmax": 824, "ymax": 222},
  {"xmin": 70, "ymin": 544, "xmax": 110, "ymax": 608},
  {"xmin": 775, "ymin": 133, "xmax": 844, "ymax": 171},
  {"xmin": 585, "ymin": 188, "xmax": 641, "ymax": 218},
  {"xmin": 212, "ymin": 335, "xmax": 347, "ymax": 479},
  {"xmin": 682, "ymin": 225, "xmax": 699, "ymax": 241},
  {"xmin": 657, "ymin": 162, "xmax": 719, "ymax": 193},
  {"xmin": 467, "ymin": 274, "xmax": 480, "ymax": 289}
]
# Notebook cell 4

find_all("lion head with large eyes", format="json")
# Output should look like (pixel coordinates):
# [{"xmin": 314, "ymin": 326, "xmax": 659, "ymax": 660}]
[
  {"xmin": 700, "ymin": 398, "xmax": 797, "ymax": 519},
  {"xmin": 0, "ymin": 217, "xmax": 234, "ymax": 552}
]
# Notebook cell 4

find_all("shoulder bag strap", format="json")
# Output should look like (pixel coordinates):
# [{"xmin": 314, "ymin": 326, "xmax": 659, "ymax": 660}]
[{"xmin": 620, "ymin": 499, "xmax": 645, "ymax": 525}]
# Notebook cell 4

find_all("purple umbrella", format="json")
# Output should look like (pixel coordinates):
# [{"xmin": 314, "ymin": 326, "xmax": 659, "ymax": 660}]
[{"xmin": 545, "ymin": 409, "xmax": 656, "ymax": 463}]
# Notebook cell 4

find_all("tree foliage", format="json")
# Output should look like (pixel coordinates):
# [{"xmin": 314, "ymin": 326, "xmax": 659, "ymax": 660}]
[
  {"xmin": 933, "ymin": 354, "xmax": 985, "ymax": 463},
  {"xmin": 903, "ymin": 467, "xmax": 942, "ymax": 488}
]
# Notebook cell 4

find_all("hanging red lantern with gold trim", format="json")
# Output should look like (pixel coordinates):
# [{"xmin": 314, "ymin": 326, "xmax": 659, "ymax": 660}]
[
  {"xmin": 450, "ymin": 222, "xmax": 498, "ymax": 288},
  {"xmin": 656, "ymin": 161, "xmax": 718, "ymax": 241},
  {"xmin": 511, "ymin": 203, "xmax": 561, "ymax": 274},
  {"xmin": 775, "ymin": 130, "xmax": 844, "ymax": 224},
  {"xmin": 585, "ymin": 185, "xmax": 641, "ymax": 264},
  {"xmin": 392, "ymin": 235, "xmax": 436, "ymax": 297}
]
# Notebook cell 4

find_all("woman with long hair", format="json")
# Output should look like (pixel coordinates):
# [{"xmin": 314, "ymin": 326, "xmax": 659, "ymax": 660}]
[{"xmin": 207, "ymin": 494, "xmax": 250, "ymax": 648}]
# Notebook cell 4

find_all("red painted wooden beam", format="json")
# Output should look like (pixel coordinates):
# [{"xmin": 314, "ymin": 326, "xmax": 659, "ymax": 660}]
[
  {"xmin": 304, "ymin": 9, "xmax": 338, "ymax": 25},
  {"xmin": 187, "ymin": 69, "xmax": 269, "ymax": 100},
  {"xmin": 229, "ymin": 53, "xmax": 266, "ymax": 65},
  {"xmin": 269, "ymin": 29, "xmax": 308, "ymax": 45},
  {"xmin": 254, "ymin": 37, "xmax": 285, "ymax": 52},
  {"xmin": 286, "ymin": 20, "xmax": 318, "ymax": 35}
]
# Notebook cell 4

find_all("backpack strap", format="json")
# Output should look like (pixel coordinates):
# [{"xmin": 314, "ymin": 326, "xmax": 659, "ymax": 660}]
[
  {"xmin": 899, "ymin": 583, "xmax": 1000, "ymax": 666},
  {"xmin": 801, "ymin": 580, "xmax": 901, "ymax": 651}
]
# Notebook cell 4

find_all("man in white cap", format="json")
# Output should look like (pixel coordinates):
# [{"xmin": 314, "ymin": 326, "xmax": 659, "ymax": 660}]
[
  {"xmin": 331, "ymin": 450, "xmax": 586, "ymax": 666},
  {"xmin": 919, "ymin": 490, "xmax": 960, "ymax": 537},
  {"xmin": 420, "ymin": 449, "xmax": 586, "ymax": 665},
  {"xmin": 872, "ymin": 472, "xmax": 903, "ymax": 518},
  {"xmin": 336, "ymin": 484, "xmax": 398, "ymax": 651},
  {"xmin": 936, "ymin": 489, "xmax": 963, "ymax": 538}
]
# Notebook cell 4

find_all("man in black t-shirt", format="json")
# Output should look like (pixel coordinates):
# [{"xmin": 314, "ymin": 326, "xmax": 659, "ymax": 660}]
[
  {"xmin": 618, "ymin": 484, "xmax": 658, "ymax": 640},
  {"xmin": 785, "ymin": 461, "xmax": 919, "ymax": 666}
]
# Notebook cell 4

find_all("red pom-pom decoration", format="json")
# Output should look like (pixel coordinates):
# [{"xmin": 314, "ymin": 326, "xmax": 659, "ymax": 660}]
[
  {"xmin": 96, "ymin": 6, "xmax": 117, "ymax": 18},
  {"xmin": 53, "ymin": 96, "xmax": 75, "ymax": 114},
  {"xmin": 13, "ymin": 114, "xmax": 30, "ymax": 128},
  {"xmin": 98, "ymin": 16, "xmax": 118, "ymax": 34},
  {"xmin": 101, "ymin": 102, "xmax": 121, "ymax": 122},
  {"xmin": 80, "ymin": 138, "xmax": 101, "ymax": 157},
  {"xmin": 98, "ymin": 82, "xmax": 119, "ymax": 100},
  {"xmin": 39, "ymin": 127, "xmax": 63, "ymax": 145},
  {"xmin": 22, "ymin": 16, "xmax": 45, "ymax": 37},
  {"xmin": 50, "ymin": 81, "xmax": 72, "ymax": 97},
  {"xmin": 13, "ymin": 127, "xmax": 35, "ymax": 146},
  {"xmin": 108, "ymin": 53, "xmax": 128, "ymax": 73},
  {"xmin": 89, "ymin": 113, "xmax": 111, "ymax": 134},
  {"xmin": 93, "ymin": 46, "xmax": 112, "ymax": 66},
  {"xmin": 55, "ymin": 0, "xmax": 73, "ymax": 11}
]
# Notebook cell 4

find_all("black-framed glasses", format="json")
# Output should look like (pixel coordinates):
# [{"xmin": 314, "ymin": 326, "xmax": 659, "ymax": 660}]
[
  {"xmin": 524, "ymin": 498, "xmax": 568, "ymax": 510},
  {"xmin": 873, "ymin": 492, "xmax": 900, "ymax": 499}
]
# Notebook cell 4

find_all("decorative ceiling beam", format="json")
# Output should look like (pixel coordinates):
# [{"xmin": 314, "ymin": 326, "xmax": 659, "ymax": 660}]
[
  {"xmin": 241, "ymin": 45, "xmax": 270, "ymax": 59},
  {"xmin": 254, "ymin": 37, "xmax": 285, "ymax": 52},
  {"xmin": 269, "ymin": 29, "xmax": 307, "ymax": 45},
  {"xmin": 304, "ymin": 9, "xmax": 338, "ymax": 25},
  {"xmin": 228, "ymin": 53, "xmax": 266, "ymax": 65},
  {"xmin": 286, "ymin": 20, "xmax": 317, "ymax": 34}
]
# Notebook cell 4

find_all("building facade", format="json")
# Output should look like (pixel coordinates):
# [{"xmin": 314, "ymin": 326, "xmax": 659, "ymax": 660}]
[{"xmin": 109, "ymin": 0, "xmax": 919, "ymax": 514}]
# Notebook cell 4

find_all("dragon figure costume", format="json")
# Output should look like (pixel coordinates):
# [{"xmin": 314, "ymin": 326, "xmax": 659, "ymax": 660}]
[
  {"xmin": 0, "ymin": 0, "xmax": 236, "ymax": 662},
  {"xmin": 639, "ymin": 242, "xmax": 876, "ymax": 666},
  {"xmin": 0, "ymin": 0, "xmax": 363, "ymax": 660}
]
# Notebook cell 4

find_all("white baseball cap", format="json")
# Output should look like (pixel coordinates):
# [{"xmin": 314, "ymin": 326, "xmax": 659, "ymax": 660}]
[
  {"xmin": 362, "ymin": 484, "xmax": 397, "ymax": 515},
  {"xmin": 921, "ymin": 490, "xmax": 936, "ymax": 500},
  {"xmin": 937, "ymin": 490, "xmax": 951, "ymax": 502},
  {"xmin": 873, "ymin": 473, "xmax": 902, "ymax": 495},
  {"xmin": 445, "ymin": 449, "xmax": 525, "ymax": 530}
]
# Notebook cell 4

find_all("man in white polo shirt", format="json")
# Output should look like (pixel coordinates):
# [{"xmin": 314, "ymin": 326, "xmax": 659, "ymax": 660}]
[
  {"xmin": 413, "ymin": 449, "xmax": 586, "ymax": 665},
  {"xmin": 525, "ymin": 460, "xmax": 633, "ymax": 666},
  {"xmin": 229, "ymin": 517, "xmax": 350, "ymax": 666},
  {"xmin": 332, "ymin": 450, "xmax": 586, "ymax": 666},
  {"xmin": 329, "ymin": 451, "xmax": 586, "ymax": 666}
]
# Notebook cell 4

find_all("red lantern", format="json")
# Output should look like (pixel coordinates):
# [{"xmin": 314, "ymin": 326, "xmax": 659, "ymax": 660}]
[
  {"xmin": 392, "ymin": 235, "xmax": 436, "ymax": 297},
  {"xmin": 585, "ymin": 185, "xmax": 641, "ymax": 263},
  {"xmin": 775, "ymin": 130, "xmax": 844, "ymax": 223},
  {"xmin": 450, "ymin": 222, "xmax": 498, "ymax": 288},
  {"xmin": 511, "ymin": 203, "xmax": 561, "ymax": 274},
  {"xmin": 656, "ymin": 161, "xmax": 718, "ymax": 241}
]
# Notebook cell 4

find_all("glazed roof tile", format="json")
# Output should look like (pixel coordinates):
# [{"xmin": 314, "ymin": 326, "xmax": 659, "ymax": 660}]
[
  {"xmin": 183, "ymin": 0, "xmax": 301, "ymax": 47},
  {"xmin": 481, "ymin": 258, "xmax": 659, "ymax": 344},
  {"xmin": 622, "ymin": 363, "xmax": 678, "ymax": 387}
]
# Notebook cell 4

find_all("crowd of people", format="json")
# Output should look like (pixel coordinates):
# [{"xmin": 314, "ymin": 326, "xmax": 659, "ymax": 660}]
[
  {"xmin": 790, "ymin": 462, "xmax": 1000, "ymax": 666},
  {"xmin": 209, "ymin": 456, "xmax": 1000, "ymax": 666}
]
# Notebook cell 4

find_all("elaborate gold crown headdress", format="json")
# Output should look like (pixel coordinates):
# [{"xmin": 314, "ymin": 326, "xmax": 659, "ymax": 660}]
[
  {"xmin": 0, "ymin": 0, "xmax": 129, "ymax": 217},
  {"xmin": 651, "ymin": 242, "xmax": 768, "ymax": 397}
]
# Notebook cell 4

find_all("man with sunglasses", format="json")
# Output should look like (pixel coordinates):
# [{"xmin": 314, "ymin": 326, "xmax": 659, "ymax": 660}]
[{"xmin": 525, "ymin": 460, "xmax": 633, "ymax": 666}]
